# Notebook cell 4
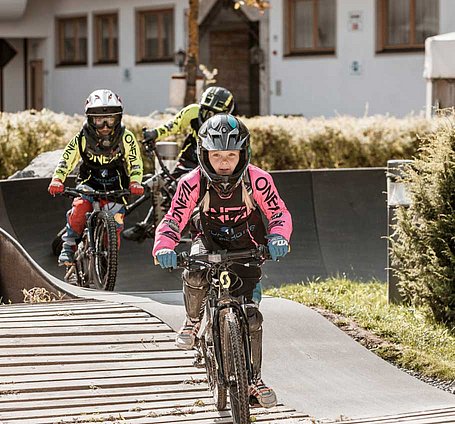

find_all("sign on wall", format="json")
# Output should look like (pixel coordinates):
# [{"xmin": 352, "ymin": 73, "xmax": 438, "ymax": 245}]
[{"xmin": 348, "ymin": 11, "xmax": 363, "ymax": 32}]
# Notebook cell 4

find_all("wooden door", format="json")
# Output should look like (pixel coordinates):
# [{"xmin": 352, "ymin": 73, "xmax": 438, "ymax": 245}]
[
  {"xmin": 209, "ymin": 29, "xmax": 252, "ymax": 116},
  {"xmin": 30, "ymin": 59, "xmax": 43, "ymax": 110}
]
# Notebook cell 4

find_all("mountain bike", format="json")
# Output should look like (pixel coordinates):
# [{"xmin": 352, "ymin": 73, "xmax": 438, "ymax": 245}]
[
  {"xmin": 61, "ymin": 186, "xmax": 130, "ymax": 291},
  {"xmin": 51, "ymin": 131, "xmax": 177, "ymax": 254},
  {"xmin": 176, "ymin": 246, "xmax": 270, "ymax": 424}
]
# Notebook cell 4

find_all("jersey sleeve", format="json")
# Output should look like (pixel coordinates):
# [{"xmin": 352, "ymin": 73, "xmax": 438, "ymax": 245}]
[
  {"xmin": 154, "ymin": 104, "xmax": 200, "ymax": 140},
  {"xmin": 52, "ymin": 133, "xmax": 82, "ymax": 182},
  {"xmin": 122, "ymin": 130, "xmax": 143, "ymax": 184},
  {"xmin": 249, "ymin": 165, "xmax": 293, "ymax": 242},
  {"xmin": 152, "ymin": 168, "xmax": 201, "ymax": 255}
]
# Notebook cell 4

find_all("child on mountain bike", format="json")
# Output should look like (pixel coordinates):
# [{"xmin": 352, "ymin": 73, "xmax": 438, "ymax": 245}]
[
  {"xmin": 122, "ymin": 86, "xmax": 235, "ymax": 242},
  {"xmin": 48, "ymin": 89, "xmax": 144, "ymax": 265},
  {"xmin": 153, "ymin": 114, "xmax": 292, "ymax": 408}
]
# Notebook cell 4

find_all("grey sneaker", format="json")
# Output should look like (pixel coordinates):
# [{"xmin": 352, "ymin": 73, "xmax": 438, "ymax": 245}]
[
  {"xmin": 249, "ymin": 378, "xmax": 277, "ymax": 408},
  {"xmin": 58, "ymin": 247, "xmax": 75, "ymax": 265},
  {"xmin": 175, "ymin": 320, "xmax": 200, "ymax": 350}
]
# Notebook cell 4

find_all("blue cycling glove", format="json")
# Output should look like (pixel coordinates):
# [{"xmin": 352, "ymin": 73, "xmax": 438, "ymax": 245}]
[
  {"xmin": 266, "ymin": 234, "xmax": 289, "ymax": 261},
  {"xmin": 155, "ymin": 249, "xmax": 177, "ymax": 269}
]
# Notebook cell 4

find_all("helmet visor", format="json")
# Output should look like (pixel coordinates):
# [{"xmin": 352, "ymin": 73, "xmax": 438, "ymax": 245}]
[{"xmin": 91, "ymin": 115, "xmax": 118, "ymax": 129}]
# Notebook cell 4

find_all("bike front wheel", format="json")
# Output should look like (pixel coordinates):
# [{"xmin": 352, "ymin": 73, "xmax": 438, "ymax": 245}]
[
  {"xmin": 221, "ymin": 311, "xmax": 250, "ymax": 424},
  {"xmin": 91, "ymin": 211, "xmax": 118, "ymax": 291}
]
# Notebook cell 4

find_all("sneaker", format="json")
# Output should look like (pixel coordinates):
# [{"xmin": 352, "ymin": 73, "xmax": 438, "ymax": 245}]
[
  {"xmin": 175, "ymin": 320, "xmax": 200, "ymax": 350},
  {"xmin": 122, "ymin": 223, "xmax": 154, "ymax": 242},
  {"xmin": 58, "ymin": 248, "xmax": 75, "ymax": 266},
  {"xmin": 249, "ymin": 378, "xmax": 277, "ymax": 408}
]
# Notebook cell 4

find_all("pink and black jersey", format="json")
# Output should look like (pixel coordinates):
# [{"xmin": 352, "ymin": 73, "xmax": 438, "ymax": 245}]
[{"xmin": 152, "ymin": 165, "xmax": 292, "ymax": 255}]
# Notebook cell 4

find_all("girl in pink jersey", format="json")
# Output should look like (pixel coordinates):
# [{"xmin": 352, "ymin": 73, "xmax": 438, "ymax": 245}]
[{"xmin": 153, "ymin": 114, "xmax": 292, "ymax": 408}]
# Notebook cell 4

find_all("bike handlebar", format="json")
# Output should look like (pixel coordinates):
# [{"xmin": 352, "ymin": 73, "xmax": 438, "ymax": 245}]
[
  {"xmin": 62, "ymin": 187, "xmax": 131, "ymax": 200},
  {"xmin": 176, "ymin": 245, "xmax": 271, "ymax": 270}
]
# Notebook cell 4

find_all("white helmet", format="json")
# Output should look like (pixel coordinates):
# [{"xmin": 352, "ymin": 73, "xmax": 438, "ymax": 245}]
[
  {"xmin": 83, "ymin": 89, "xmax": 124, "ymax": 153},
  {"xmin": 85, "ymin": 89, "xmax": 123, "ymax": 116}
]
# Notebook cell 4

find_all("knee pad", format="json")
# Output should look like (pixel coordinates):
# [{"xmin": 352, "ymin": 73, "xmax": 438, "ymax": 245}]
[
  {"xmin": 68, "ymin": 198, "xmax": 92, "ymax": 234},
  {"xmin": 246, "ymin": 304, "xmax": 263, "ymax": 333},
  {"xmin": 182, "ymin": 269, "xmax": 208, "ymax": 289},
  {"xmin": 183, "ymin": 270, "xmax": 208, "ymax": 322}
]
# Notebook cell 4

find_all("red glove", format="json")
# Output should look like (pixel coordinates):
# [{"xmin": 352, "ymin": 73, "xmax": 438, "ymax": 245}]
[
  {"xmin": 48, "ymin": 178, "xmax": 64, "ymax": 196},
  {"xmin": 129, "ymin": 182, "xmax": 144, "ymax": 196}
]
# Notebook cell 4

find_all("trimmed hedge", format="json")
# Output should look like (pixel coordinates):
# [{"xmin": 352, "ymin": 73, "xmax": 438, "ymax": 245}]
[
  {"xmin": 0, "ymin": 109, "xmax": 434, "ymax": 179},
  {"xmin": 391, "ymin": 120, "xmax": 455, "ymax": 326}
]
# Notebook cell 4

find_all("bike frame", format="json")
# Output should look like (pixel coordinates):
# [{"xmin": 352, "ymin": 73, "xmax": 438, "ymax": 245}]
[{"xmin": 180, "ymin": 247, "xmax": 269, "ymax": 386}]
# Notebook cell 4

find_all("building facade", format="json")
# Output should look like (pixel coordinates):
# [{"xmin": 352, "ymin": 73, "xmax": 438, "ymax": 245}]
[{"xmin": 0, "ymin": 0, "xmax": 453, "ymax": 117}]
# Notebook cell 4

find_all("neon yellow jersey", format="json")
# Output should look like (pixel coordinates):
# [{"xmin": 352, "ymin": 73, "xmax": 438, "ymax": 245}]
[
  {"xmin": 154, "ymin": 103, "xmax": 200, "ymax": 141},
  {"xmin": 53, "ymin": 128, "xmax": 143, "ymax": 185}
]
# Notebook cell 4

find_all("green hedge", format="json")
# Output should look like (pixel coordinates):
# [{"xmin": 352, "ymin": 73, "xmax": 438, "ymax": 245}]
[
  {"xmin": 0, "ymin": 109, "xmax": 434, "ymax": 179},
  {"xmin": 391, "ymin": 121, "xmax": 455, "ymax": 326}
]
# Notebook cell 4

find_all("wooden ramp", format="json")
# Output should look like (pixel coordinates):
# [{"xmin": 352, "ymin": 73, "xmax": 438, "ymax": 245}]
[{"xmin": 0, "ymin": 299, "xmax": 310, "ymax": 424}]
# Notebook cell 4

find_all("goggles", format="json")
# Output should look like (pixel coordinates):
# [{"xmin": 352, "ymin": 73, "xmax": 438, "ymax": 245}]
[
  {"xmin": 200, "ymin": 107, "xmax": 217, "ymax": 122},
  {"xmin": 91, "ymin": 115, "xmax": 118, "ymax": 129}
]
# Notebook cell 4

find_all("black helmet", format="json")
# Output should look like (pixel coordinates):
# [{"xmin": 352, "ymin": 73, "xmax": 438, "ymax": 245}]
[
  {"xmin": 83, "ymin": 89, "xmax": 124, "ymax": 154},
  {"xmin": 197, "ymin": 114, "xmax": 250, "ymax": 197},
  {"xmin": 199, "ymin": 86, "xmax": 234, "ymax": 124}
]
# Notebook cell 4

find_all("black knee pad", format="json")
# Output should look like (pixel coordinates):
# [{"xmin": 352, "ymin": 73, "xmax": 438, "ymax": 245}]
[{"xmin": 246, "ymin": 304, "xmax": 263, "ymax": 333}]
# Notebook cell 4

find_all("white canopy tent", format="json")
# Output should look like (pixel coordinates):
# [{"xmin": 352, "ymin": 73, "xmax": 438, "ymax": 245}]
[{"xmin": 424, "ymin": 32, "xmax": 455, "ymax": 117}]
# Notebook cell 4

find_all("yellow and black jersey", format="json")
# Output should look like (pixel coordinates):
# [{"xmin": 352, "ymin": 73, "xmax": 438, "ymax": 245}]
[
  {"xmin": 53, "ymin": 128, "xmax": 143, "ymax": 190},
  {"xmin": 154, "ymin": 103, "xmax": 201, "ymax": 168}
]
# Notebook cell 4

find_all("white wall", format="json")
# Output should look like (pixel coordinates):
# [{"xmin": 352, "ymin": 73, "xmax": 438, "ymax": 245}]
[
  {"xmin": 2, "ymin": 0, "xmax": 455, "ymax": 117},
  {"xmin": 46, "ymin": 0, "xmax": 186, "ymax": 116},
  {"xmin": 3, "ymin": 39, "xmax": 25, "ymax": 112},
  {"xmin": 269, "ymin": 0, "xmax": 455, "ymax": 117},
  {"xmin": 0, "ymin": 0, "xmax": 187, "ymax": 115}
]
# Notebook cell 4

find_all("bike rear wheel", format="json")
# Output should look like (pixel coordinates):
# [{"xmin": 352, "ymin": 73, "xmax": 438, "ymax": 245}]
[
  {"xmin": 221, "ymin": 312, "xmax": 250, "ymax": 424},
  {"xmin": 91, "ymin": 211, "xmax": 118, "ymax": 291},
  {"xmin": 201, "ymin": 337, "xmax": 227, "ymax": 410}
]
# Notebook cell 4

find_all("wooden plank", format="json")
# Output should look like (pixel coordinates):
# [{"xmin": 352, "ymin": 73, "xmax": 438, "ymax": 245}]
[
  {"xmin": 0, "ymin": 395, "xmax": 215, "ymax": 420},
  {"xmin": 0, "ymin": 307, "xmax": 147, "ymax": 317},
  {"xmin": 0, "ymin": 383, "xmax": 207, "ymax": 403},
  {"xmin": 0, "ymin": 312, "xmax": 151, "ymax": 321},
  {"xmin": 0, "ymin": 341, "xmax": 180, "ymax": 357},
  {"xmin": 0, "ymin": 301, "xmax": 128, "ymax": 312},
  {"xmin": 0, "ymin": 332, "xmax": 176, "ymax": 347},
  {"xmin": 0, "ymin": 350, "xmax": 194, "ymax": 366},
  {"xmin": 4, "ymin": 366, "xmax": 205, "ymax": 383},
  {"xmin": 0, "ymin": 390, "xmax": 212, "ymax": 411},
  {"xmin": 0, "ymin": 372, "xmax": 207, "ymax": 392},
  {"xmin": 0, "ymin": 323, "xmax": 171, "ymax": 337},
  {"xmin": 0, "ymin": 316, "xmax": 162, "ymax": 327},
  {"xmin": 0, "ymin": 407, "xmax": 307, "ymax": 424},
  {"xmin": 325, "ymin": 407, "xmax": 455, "ymax": 424},
  {"xmin": 0, "ymin": 358, "xmax": 196, "ymax": 376}
]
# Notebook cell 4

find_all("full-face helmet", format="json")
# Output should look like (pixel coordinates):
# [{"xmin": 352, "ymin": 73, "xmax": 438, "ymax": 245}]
[
  {"xmin": 197, "ymin": 114, "xmax": 250, "ymax": 197},
  {"xmin": 84, "ymin": 89, "xmax": 124, "ymax": 154},
  {"xmin": 199, "ymin": 86, "xmax": 234, "ymax": 125}
]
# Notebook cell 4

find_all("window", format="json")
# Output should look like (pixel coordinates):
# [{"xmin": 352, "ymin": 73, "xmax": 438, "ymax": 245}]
[
  {"xmin": 285, "ymin": 0, "xmax": 336, "ymax": 55},
  {"xmin": 56, "ymin": 16, "xmax": 87, "ymax": 65},
  {"xmin": 377, "ymin": 0, "xmax": 439, "ymax": 52},
  {"xmin": 94, "ymin": 13, "xmax": 118, "ymax": 64},
  {"xmin": 136, "ymin": 9, "xmax": 174, "ymax": 62}
]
